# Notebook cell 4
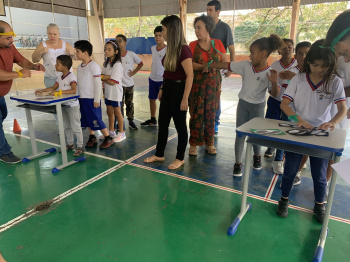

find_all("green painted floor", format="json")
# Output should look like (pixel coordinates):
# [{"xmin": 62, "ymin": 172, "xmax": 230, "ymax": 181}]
[{"xmin": 0, "ymin": 135, "xmax": 350, "ymax": 261}]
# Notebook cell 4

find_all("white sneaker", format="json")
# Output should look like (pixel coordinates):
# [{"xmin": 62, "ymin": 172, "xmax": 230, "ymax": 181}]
[
  {"xmin": 99, "ymin": 131, "xmax": 116, "ymax": 140},
  {"xmin": 272, "ymin": 160, "xmax": 284, "ymax": 174},
  {"xmin": 114, "ymin": 132, "xmax": 126, "ymax": 143},
  {"xmin": 293, "ymin": 172, "xmax": 301, "ymax": 186}
]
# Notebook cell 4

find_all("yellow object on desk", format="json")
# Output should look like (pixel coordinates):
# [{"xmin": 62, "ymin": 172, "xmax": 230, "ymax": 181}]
[{"xmin": 54, "ymin": 90, "xmax": 62, "ymax": 97}]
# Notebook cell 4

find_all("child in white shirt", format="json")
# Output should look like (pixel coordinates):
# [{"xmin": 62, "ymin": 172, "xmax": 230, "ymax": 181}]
[{"xmin": 36, "ymin": 55, "xmax": 84, "ymax": 156}]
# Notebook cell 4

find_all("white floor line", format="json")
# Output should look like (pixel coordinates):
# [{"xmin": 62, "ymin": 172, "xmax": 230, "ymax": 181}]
[
  {"xmin": 128, "ymin": 162, "xmax": 350, "ymax": 225},
  {"xmin": 3, "ymin": 113, "xmax": 50, "ymax": 124},
  {"xmin": 264, "ymin": 174, "xmax": 279, "ymax": 200},
  {"xmin": 125, "ymin": 133, "xmax": 178, "ymax": 163},
  {"xmin": 0, "ymin": 162, "xmax": 125, "ymax": 233},
  {"xmin": 4, "ymin": 131, "xmax": 122, "ymax": 162}
]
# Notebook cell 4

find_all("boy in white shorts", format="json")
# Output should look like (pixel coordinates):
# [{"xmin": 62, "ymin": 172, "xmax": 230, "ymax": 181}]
[
  {"xmin": 141, "ymin": 26, "xmax": 166, "ymax": 127},
  {"xmin": 36, "ymin": 55, "xmax": 84, "ymax": 156}
]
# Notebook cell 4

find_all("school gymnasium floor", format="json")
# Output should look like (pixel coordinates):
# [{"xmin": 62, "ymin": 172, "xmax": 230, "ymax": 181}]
[{"xmin": 1, "ymin": 71, "xmax": 350, "ymax": 262}]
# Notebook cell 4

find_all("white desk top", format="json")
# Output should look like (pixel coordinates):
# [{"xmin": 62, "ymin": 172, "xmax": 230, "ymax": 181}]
[
  {"xmin": 10, "ymin": 93, "xmax": 79, "ymax": 105},
  {"xmin": 237, "ymin": 117, "xmax": 347, "ymax": 153}
]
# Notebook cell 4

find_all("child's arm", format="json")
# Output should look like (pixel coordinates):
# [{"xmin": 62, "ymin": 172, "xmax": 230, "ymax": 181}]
[
  {"xmin": 128, "ymin": 62, "xmax": 143, "ymax": 77},
  {"xmin": 193, "ymin": 62, "xmax": 206, "ymax": 71},
  {"xmin": 267, "ymin": 69, "xmax": 279, "ymax": 98},
  {"xmin": 280, "ymin": 97, "xmax": 313, "ymax": 129},
  {"xmin": 35, "ymin": 83, "xmax": 58, "ymax": 95},
  {"xmin": 209, "ymin": 62, "xmax": 230, "ymax": 71},
  {"xmin": 61, "ymin": 82, "xmax": 77, "ymax": 95},
  {"xmin": 319, "ymin": 101, "xmax": 347, "ymax": 131},
  {"xmin": 279, "ymin": 70, "xmax": 297, "ymax": 80},
  {"xmin": 101, "ymin": 74, "xmax": 113, "ymax": 85}
]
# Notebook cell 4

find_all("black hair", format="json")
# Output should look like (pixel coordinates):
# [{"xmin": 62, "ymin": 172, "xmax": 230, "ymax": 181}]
[
  {"xmin": 104, "ymin": 40, "xmax": 121, "ymax": 68},
  {"xmin": 154, "ymin": 26, "xmax": 162, "ymax": 34},
  {"xmin": 283, "ymin": 38, "xmax": 294, "ymax": 46},
  {"xmin": 251, "ymin": 34, "xmax": 283, "ymax": 57},
  {"xmin": 0, "ymin": 20, "xmax": 10, "ymax": 34},
  {"xmin": 193, "ymin": 14, "xmax": 216, "ymax": 35},
  {"xmin": 302, "ymin": 39, "xmax": 337, "ymax": 94},
  {"xmin": 116, "ymin": 34, "xmax": 127, "ymax": 42},
  {"xmin": 325, "ymin": 10, "xmax": 350, "ymax": 46},
  {"xmin": 295, "ymin": 41, "xmax": 311, "ymax": 54},
  {"xmin": 207, "ymin": 0, "xmax": 221, "ymax": 11},
  {"xmin": 74, "ymin": 40, "xmax": 93, "ymax": 56},
  {"xmin": 56, "ymin": 55, "xmax": 72, "ymax": 70}
]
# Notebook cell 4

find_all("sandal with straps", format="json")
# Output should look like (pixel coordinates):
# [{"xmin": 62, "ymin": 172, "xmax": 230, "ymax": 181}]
[
  {"xmin": 205, "ymin": 145, "xmax": 217, "ymax": 155},
  {"xmin": 189, "ymin": 146, "xmax": 197, "ymax": 156},
  {"xmin": 74, "ymin": 147, "xmax": 84, "ymax": 157}
]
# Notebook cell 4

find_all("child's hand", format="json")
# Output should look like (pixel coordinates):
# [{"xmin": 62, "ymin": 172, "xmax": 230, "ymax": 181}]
[
  {"xmin": 347, "ymin": 108, "xmax": 350, "ymax": 119},
  {"xmin": 298, "ymin": 119, "xmax": 313, "ymax": 129},
  {"xmin": 319, "ymin": 121, "xmax": 336, "ymax": 131},
  {"xmin": 267, "ymin": 69, "xmax": 278, "ymax": 83},
  {"xmin": 128, "ymin": 70, "xmax": 134, "ymax": 77},
  {"xmin": 93, "ymin": 102, "xmax": 100, "ymax": 108},
  {"xmin": 279, "ymin": 70, "xmax": 296, "ymax": 80},
  {"xmin": 35, "ymin": 89, "xmax": 43, "ymax": 95},
  {"xmin": 49, "ymin": 91, "xmax": 55, "ymax": 96}
]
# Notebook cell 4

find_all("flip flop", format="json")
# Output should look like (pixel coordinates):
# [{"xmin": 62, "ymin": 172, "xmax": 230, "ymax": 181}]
[
  {"xmin": 144, "ymin": 155, "xmax": 165, "ymax": 163},
  {"xmin": 168, "ymin": 159, "xmax": 185, "ymax": 170}
]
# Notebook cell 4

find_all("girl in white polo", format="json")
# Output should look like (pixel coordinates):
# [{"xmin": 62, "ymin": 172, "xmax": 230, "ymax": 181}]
[
  {"xmin": 101, "ymin": 40, "xmax": 125, "ymax": 143},
  {"xmin": 279, "ymin": 41, "xmax": 347, "ymax": 223}
]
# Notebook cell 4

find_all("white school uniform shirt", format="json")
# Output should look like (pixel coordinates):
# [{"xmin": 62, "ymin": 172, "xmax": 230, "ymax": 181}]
[
  {"xmin": 121, "ymin": 51, "xmax": 143, "ymax": 87},
  {"xmin": 284, "ymin": 65, "xmax": 301, "ymax": 112},
  {"xmin": 56, "ymin": 72, "xmax": 78, "ymax": 107},
  {"xmin": 77, "ymin": 60, "xmax": 102, "ymax": 103},
  {"xmin": 330, "ymin": 56, "xmax": 350, "ymax": 130},
  {"xmin": 283, "ymin": 73, "xmax": 346, "ymax": 127},
  {"xmin": 270, "ymin": 58, "xmax": 298, "ymax": 101},
  {"xmin": 149, "ymin": 45, "xmax": 166, "ymax": 82},
  {"xmin": 102, "ymin": 61, "xmax": 123, "ymax": 102},
  {"xmin": 229, "ymin": 60, "xmax": 273, "ymax": 104}
]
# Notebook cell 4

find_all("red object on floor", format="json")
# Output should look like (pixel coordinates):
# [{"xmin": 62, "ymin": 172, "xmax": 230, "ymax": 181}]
[{"xmin": 13, "ymin": 119, "xmax": 22, "ymax": 133}]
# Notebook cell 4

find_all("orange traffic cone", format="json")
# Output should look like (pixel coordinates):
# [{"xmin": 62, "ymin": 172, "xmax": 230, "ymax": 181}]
[{"xmin": 13, "ymin": 119, "xmax": 22, "ymax": 133}]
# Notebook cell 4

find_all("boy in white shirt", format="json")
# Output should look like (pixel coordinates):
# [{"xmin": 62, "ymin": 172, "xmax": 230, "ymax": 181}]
[
  {"xmin": 35, "ymin": 55, "xmax": 84, "ymax": 156},
  {"xmin": 141, "ymin": 26, "xmax": 166, "ymax": 127},
  {"xmin": 74, "ymin": 40, "xmax": 114, "ymax": 149},
  {"xmin": 115, "ymin": 34, "xmax": 144, "ymax": 130}
]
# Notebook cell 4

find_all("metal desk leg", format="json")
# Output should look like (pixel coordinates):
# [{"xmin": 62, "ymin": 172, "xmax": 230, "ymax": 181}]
[
  {"xmin": 52, "ymin": 104, "xmax": 86, "ymax": 173},
  {"xmin": 313, "ymin": 153, "xmax": 341, "ymax": 262},
  {"xmin": 22, "ymin": 108, "xmax": 56, "ymax": 162},
  {"xmin": 227, "ymin": 142, "xmax": 253, "ymax": 236}
]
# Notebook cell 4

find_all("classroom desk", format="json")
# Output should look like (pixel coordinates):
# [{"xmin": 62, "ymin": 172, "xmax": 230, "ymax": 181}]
[
  {"xmin": 228, "ymin": 117, "xmax": 347, "ymax": 262},
  {"xmin": 10, "ymin": 93, "xmax": 86, "ymax": 173}
]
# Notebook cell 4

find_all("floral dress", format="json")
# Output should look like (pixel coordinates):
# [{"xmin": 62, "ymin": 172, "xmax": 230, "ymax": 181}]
[{"xmin": 189, "ymin": 41, "xmax": 221, "ymax": 146}]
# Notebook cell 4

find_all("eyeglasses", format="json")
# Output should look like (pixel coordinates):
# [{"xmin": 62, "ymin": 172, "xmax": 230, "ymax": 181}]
[{"xmin": 278, "ymin": 123, "xmax": 299, "ymax": 128}]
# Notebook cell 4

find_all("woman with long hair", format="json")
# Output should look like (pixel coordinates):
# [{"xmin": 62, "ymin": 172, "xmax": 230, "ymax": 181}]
[{"xmin": 144, "ymin": 15, "xmax": 193, "ymax": 169}]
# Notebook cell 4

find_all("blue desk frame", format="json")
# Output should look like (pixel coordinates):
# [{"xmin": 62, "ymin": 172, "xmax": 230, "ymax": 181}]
[
  {"xmin": 227, "ymin": 117, "xmax": 347, "ymax": 262},
  {"xmin": 10, "ymin": 93, "xmax": 86, "ymax": 173}
]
